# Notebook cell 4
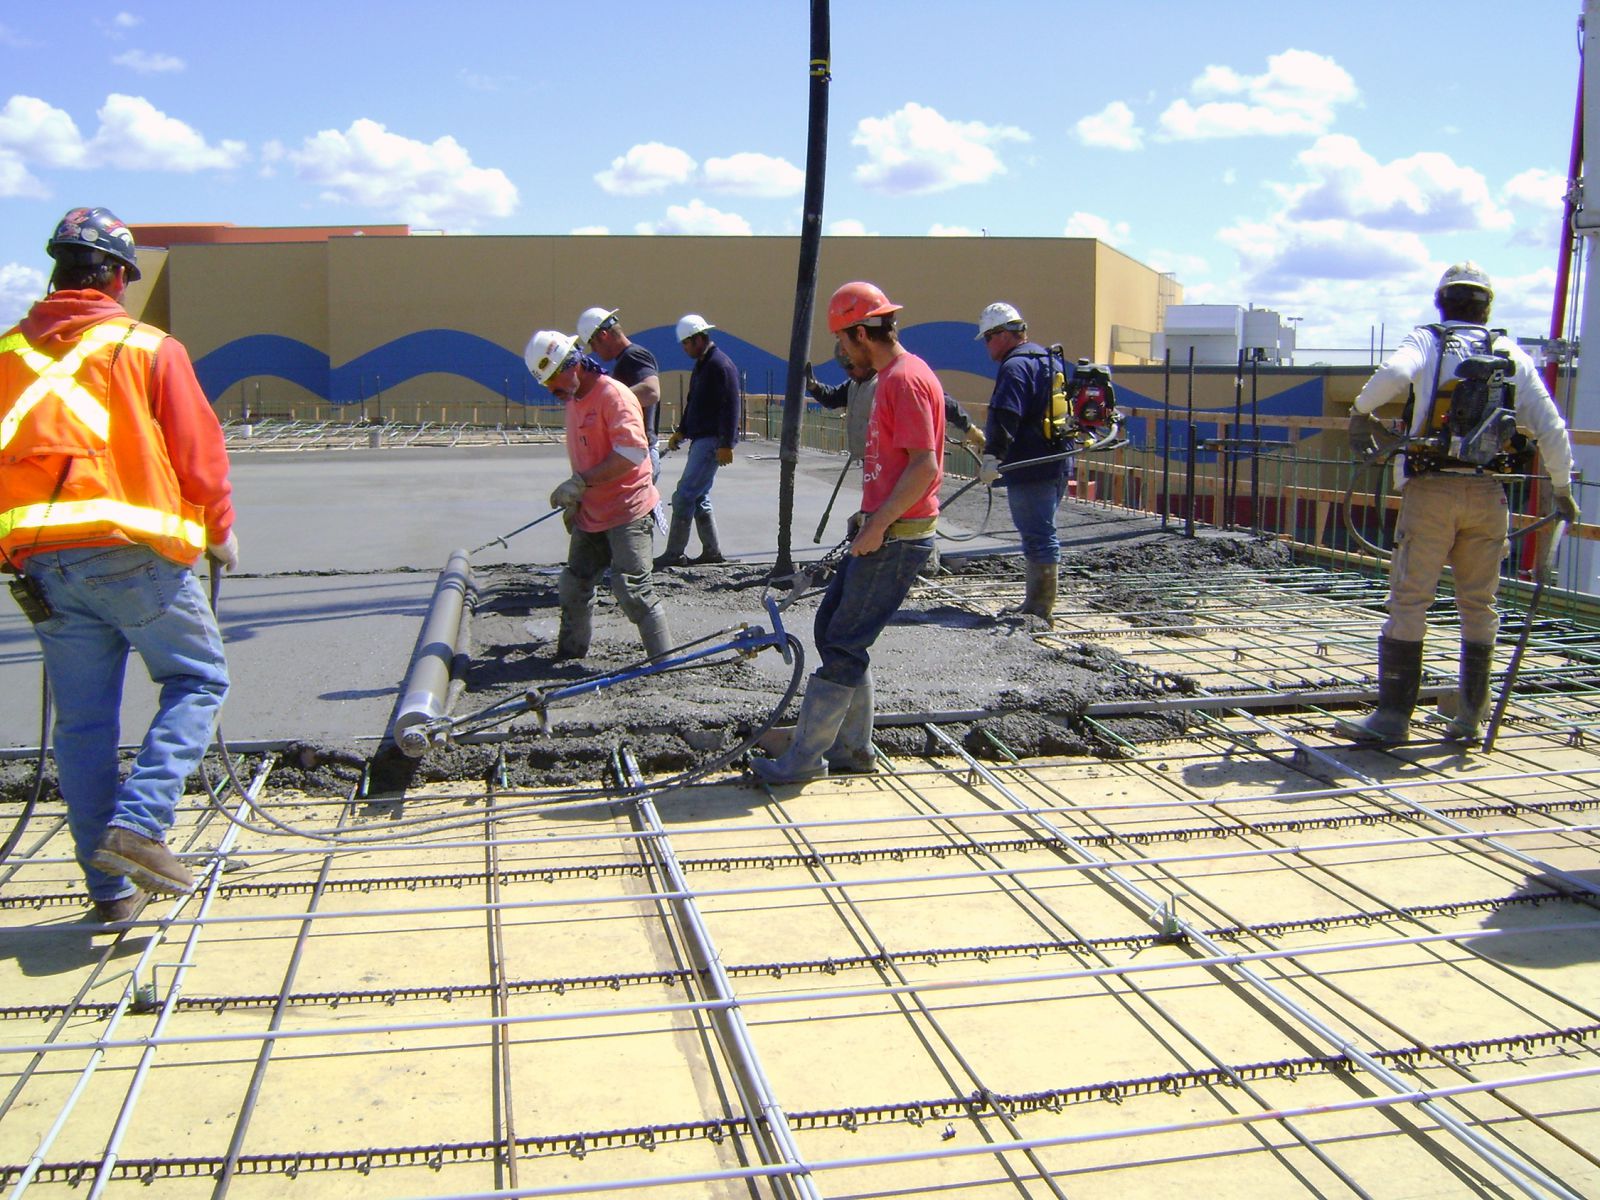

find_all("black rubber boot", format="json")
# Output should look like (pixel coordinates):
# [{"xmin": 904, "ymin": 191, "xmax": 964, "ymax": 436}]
[
  {"xmin": 1339, "ymin": 636, "xmax": 1423, "ymax": 743},
  {"xmin": 690, "ymin": 512, "xmax": 726, "ymax": 564},
  {"xmin": 1019, "ymin": 562, "xmax": 1058, "ymax": 621},
  {"xmin": 1443, "ymin": 641, "xmax": 1494, "ymax": 742},
  {"xmin": 654, "ymin": 512, "xmax": 692, "ymax": 569}
]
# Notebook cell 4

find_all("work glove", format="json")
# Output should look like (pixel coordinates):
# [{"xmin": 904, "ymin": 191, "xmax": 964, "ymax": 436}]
[
  {"xmin": 549, "ymin": 473, "xmax": 587, "ymax": 511},
  {"xmin": 206, "ymin": 531, "xmax": 240, "ymax": 572},
  {"xmin": 978, "ymin": 454, "xmax": 1001, "ymax": 485},
  {"xmin": 667, "ymin": 432, "xmax": 684, "ymax": 453},
  {"xmin": 963, "ymin": 425, "xmax": 987, "ymax": 453},
  {"xmin": 803, "ymin": 360, "xmax": 820, "ymax": 397},
  {"xmin": 1348, "ymin": 411, "xmax": 1399, "ymax": 465},
  {"xmin": 716, "ymin": 446, "xmax": 733, "ymax": 466},
  {"xmin": 1553, "ymin": 487, "xmax": 1580, "ymax": 524}
]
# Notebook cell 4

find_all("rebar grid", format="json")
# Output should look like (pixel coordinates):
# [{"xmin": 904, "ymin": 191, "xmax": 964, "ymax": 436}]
[{"xmin": 4, "ymin": 551, "xmax": 1600, "ymax": 1197}]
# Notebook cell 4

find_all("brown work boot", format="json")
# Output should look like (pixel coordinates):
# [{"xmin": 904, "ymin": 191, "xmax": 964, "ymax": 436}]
[
  {"xmin": 91, "ymin": 888, "xmax": 149, "ymax": 925},
  {"xmin": 90, "ymin": 827, "xmax": 194, "ymax": 896}
]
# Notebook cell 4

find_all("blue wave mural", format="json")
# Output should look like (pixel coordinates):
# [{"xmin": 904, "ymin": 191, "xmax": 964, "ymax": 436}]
[
  {"xmin": 193, "ymin": 321, "xmax": 1009, "ymax": 407},
  {"xmin": 193, "ymin": 323, "xmax": 1331, "ymax": 462}
]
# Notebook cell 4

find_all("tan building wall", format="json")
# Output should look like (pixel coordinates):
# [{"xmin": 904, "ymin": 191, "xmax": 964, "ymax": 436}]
[{"xmin": 125, "ymin": 231, "xmax": 1178, "ymax": 420}]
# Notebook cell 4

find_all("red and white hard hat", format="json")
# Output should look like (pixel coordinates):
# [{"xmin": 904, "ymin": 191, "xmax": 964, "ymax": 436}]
[{"xmin": 827, "ymin": 281, "xmax": 901, "ymax": 334}]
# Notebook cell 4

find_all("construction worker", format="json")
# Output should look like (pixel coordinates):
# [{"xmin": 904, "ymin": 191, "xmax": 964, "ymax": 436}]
[
  {"xmin": 526, "ymin": 330, "xmax": 673, "ymax": 663},
  {"xmin": 0, "ymin": 207, "xmax": 237, "ymax": 923},
  {"xmin": 577, "ymin": 307, "xmax": 661, "ymax": 482},
  {"xmin": 1340, "ymin": 262, "xmax": 1577, "ymax": 744},
  {"xmin": 977, "ymin": 301, "xmax": 1069, "ymax": 621},
  {"xmin": 806, "ymin": 351, "xmax": 983, "ymax": 574},
  {"xmin": 656, "ymin": 314, "xmax": 740, "ymax": 567},
  {"xmin": 750, "ymin": 281, "xmax": 943, "ymax": 785}
]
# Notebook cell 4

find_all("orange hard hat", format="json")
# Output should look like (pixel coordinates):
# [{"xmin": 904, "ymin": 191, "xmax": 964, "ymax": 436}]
[{"xmin": 827, "ymin": 280, "xmax": 902, "ymax": 334}]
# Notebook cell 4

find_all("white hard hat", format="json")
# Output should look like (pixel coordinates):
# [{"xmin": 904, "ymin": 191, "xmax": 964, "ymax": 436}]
[
  {"xmin": 525, "ymin": 329, "xmax": 578, "ymax": 384},
  {"xmin": 576, "ymin": 306, "xmax": 619, "ymax": 345},
  {"xmin": 976, "ymin": 301, "xmax": 1024, "ymax": 338},
  {"xmin": 676, "ymin": 313, "xmax": 716, "ymax": 342},
  {"xmin": 1435, "ymin": 261, "xmax": 1493, "ymax": 300}
]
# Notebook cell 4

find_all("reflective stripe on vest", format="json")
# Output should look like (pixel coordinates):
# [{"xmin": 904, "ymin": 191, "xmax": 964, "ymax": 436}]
[
  {"xmin": 0, "ymin": 323, "xmax": 162, "ymax": 450},
  {"xmin": 0, "ymin": 497, "xmax": 206, "ymax": 550}
]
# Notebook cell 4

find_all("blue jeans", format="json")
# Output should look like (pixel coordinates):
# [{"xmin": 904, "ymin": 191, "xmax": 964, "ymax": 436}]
[
  {"xmin": 26, "ymin": 545, "xmax": 229, "ymax": 901},
  {"xmin": 813, "ymin": 536, "xmax": 931, "ymax": 687},
  {"xmin": 670, "ymin": 437, "xmax": 721, "ymax": 519},
  {"xmin": 1005, "ymin": 475, "xmax": 1068, "ymax": 563}
]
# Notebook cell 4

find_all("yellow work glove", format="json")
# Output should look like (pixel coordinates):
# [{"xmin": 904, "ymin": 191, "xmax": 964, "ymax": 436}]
[
  {"xmin": 549, "ymin": 473, "xmax": 586, "ymax": 511},
  {"xmin": 716, "ymin": 446, "xmax": 733, "ymax": 466},
  {"xmin": 667, "ymin": 432, "xmax": 683, "ymax": 452},
  {"xmin": 963, "ymin": 425, "xmax": 987, "ymax": 453}
]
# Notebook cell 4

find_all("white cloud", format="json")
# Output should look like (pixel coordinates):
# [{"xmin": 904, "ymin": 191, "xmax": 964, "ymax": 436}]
[
  {"xmin": 828, "ymin": 218, "xmax": 873, "ymax": 236},
  {"xmin": 595, "ymin": 142, "xmax": 696, "ymax": 195},
  {"xmin": 113, "ymin": 49, "xmax": 185, "ymax": 73},
  {"xmin": 1502, "ymin": 167, "xmax": 1566, "ymax": 212},
  {"xmin": 0, "ymin": 23, "xmax": 36, "ymax": 48},
  {"xmin": 86, "ymin": 94, "xmax": 246, "ymax": 171},
  {"xmin": 635, "ymin": 198, "xmax": 751, "ymax": 235},
  {"xmin": 1144, "ymin": 249, "xmax": 1210, "ymax": 279},
  {"xmin": 570, "ymin": 224, "xmax": 609, "ymax": 235},
  {"xmin": 289, "ymin": 118, "xmax": 517, "ymax": 228},
  {"xmin": 1159, "ymin": 49, "xmax": 1356, "ymax": 140},
  {"xmin": 1063, "ymin": 211, "xmax": 1131, "ymax": 246},
  {"xmin": 1075, "ymin": 101, "xmax": 1142, "ymax": 151},
  {"xmin": 0, "ymin": 148, "xmax": 46, "ymax": 197},
  {"xmin": 0, "ymin": 96, "xmax": 88, "ymax": 168},
  {"xmin": 702, "ymin": 152, "xmax": 804, "ymax": 197},
  {"xmin": 112, "ymin": 12, "xmax": 140, "ymax": 29},
  {"xmin": 852, "ymin": 102, "xmax": 1029, "ymax": 195},
  {"xmin": 1281, "ymin": 134, "xmax": 1510, "ymax": 233},
  {"xmin": 928, "ymin": 223, "xmax": 979, "ymax": 236},
  {"xmin": 0, "ymin": 262, "xmax": 46, "ymax": 327}
]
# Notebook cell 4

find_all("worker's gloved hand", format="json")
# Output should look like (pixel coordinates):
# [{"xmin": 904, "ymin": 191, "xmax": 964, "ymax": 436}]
[
  {"xmin": 550, "ymin": 473, "xmax": 587, "ymax": 511},
  {"xmin": 667, "ymin": 432, "xmax": 683, "ymax": 453},
  {"xmin": 716, "ymin": 446, "xmax": 733, "ymax": 466},
  {"xmin": 963, "ymin": 425, "xmax": 987, "ymax": 453},
  {"xmin": 1553, "ymin": 487, "xmax": 1581, "ymax": 524},
  {"xmin": 978, "ymin": 454, "xmax": 1001, "ymax": 485},
  {"xmin": 1348, "ymin": 411, "xmax": 1399, "ymax": 465},
  {"xmin": 206, "ymin": 531, "xmax": 240, "ymax": 573},
  {"xmin": 803, "ymin": 361, "xmax": 819, "ymax": 397}
]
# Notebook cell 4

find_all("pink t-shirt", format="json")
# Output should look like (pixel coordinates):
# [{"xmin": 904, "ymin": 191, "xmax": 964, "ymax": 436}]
[
  {"xmin": 861, "ymin": 350, "xmax": 944, "ymax": 519},
  {"xmin": 565, "ymin": 374, "xmax": 659, "ymax": 532}
]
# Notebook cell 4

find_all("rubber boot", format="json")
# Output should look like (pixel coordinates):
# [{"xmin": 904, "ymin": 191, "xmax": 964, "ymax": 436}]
[
  {"xmin": 555, "ymin": 589, "xmax": 592, "ymax": 660},
  {"xmin": 749, "ymin": 676, "xmax": 855, "ymax": 786},
  {"xmin": 1019, "ymin": 562, "xmax": 1058, "ymax": 621},
  {"xmin": 654, "ymin": 512, "xmax": 692, "ymax": 569},
  {"xmin": 690, "ymin": 512, "xmax": 726, "ymax": 564},
  {"xmin": 826, "ymin": 669, "xmax": 876, "ymax": 774},
  {"xmin": 1443, "ymin": 641, "xmax": 1494, "ymax": 742},
  {"xmin": 919, "ymin": 542, "xmax": 941, "ymax": 578},
  {"xmin": 636, "ymin": 607, "xmax": 675, "ymax": 663},
  {"xmin": 1338, "ymin": 636, "xmax": 1423, "ymax": 743}
]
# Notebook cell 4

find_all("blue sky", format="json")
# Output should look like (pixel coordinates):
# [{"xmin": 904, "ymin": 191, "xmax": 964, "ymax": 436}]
[{"xmin": 0, "ymin": 1, "xmax": 1584, "ymax": 355}]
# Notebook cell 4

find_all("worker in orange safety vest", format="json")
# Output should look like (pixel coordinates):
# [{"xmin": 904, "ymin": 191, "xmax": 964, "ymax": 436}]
[{"xmin": 0, "ymin": 207, "xmax": 237, "ymax": 923}]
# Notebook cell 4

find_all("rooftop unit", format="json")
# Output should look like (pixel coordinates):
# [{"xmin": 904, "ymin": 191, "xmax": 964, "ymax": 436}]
[{"xmin": 1156, "ymin": 303, "xmax": 1297, "ymax": 366}]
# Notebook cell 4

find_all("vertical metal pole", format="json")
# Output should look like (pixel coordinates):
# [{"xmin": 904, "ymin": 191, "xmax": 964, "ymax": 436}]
[
  {"xmin": 773, "ymin": 0, "xmax": 831, "ymax": 580},
  {"xmin": 1250, "ymin": 354, "xmax": 1261, "ymax": 534},
  {"xmin": 1185, "ymin": 346, "xmax": 1196, "ymax": 538},
  {"xmin": 1229, "ymin": 349, "xmax": 1244, "ymax": 530},
  {"xmin": 1161, "ymin": 349, "xmax": 1172, "ymax": 527}
]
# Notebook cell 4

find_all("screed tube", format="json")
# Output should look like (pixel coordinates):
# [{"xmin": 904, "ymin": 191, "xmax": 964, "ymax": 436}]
[{"xmin": 392, "ymin": 549, "xmax": 476, "ymax": 758}]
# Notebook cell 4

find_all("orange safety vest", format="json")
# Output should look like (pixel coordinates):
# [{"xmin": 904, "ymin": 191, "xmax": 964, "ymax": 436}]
[{"xmin": 0, "ymin": 317, "xmax": 207, "ymax": 566}]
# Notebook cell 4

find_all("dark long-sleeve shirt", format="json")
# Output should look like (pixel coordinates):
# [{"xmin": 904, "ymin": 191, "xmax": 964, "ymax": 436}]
[{"xmin": 678, "ymin": 340, "xmax": 741, "ymax": 448}]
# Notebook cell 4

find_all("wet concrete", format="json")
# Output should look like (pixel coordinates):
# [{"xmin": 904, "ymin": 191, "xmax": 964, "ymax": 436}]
[{"xmin": 0, "ymin": 438, "xmax": 1289, "ymax": 798}]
